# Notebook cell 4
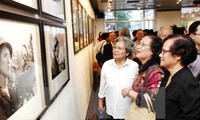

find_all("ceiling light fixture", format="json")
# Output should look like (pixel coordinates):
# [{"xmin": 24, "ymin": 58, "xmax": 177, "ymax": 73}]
[{"xmin": 176, "ymin": 0, "xmax": 181, "ymax": 4}]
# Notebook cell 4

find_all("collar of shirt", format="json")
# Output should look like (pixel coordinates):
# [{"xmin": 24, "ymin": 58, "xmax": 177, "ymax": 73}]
[{"xmin": 108, "ymin": 58, "xmax": 132, "ymax": 68}]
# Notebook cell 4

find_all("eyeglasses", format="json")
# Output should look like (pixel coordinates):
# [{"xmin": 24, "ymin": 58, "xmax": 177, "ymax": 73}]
[
  {"xmin": 194, "ymin": 33, "xmax": 200, "ymax": 35},
  {"xmin": 161, "ymin": 49, "xmax": 171, "ymax": 54},
  {"xmin": 138, "ymin": 42, "xmax": 151, "ymax": 47},
  {"xmin": 113, "ymin": 46, "xmax": 125, "ymax": 51}
]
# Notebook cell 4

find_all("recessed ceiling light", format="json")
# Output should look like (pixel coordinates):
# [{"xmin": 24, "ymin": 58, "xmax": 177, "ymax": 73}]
[{"xmin": 155, "ymin": 4, "xmax": 162, "ymax": 7}]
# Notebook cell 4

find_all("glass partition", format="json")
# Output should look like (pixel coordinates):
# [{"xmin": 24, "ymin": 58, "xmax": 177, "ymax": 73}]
[{"xmin": 104, "ymin": 9, "xmax": 155, "ymax": 31}]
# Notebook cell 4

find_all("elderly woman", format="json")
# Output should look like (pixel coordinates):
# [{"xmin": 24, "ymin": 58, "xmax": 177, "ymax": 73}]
[
  {"xmin": 159, "ymin": 34, "xmax": 200, "ymax": 120},
  {"xmin": 98, "ymin": 36, "xmax": 139, "ymax": 119},
  {"xmin": 121, "ymin": 35, "xmax": 163, "ymax": 117}
]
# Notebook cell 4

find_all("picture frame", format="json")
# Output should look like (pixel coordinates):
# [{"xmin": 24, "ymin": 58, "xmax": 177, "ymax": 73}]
[
  {"xmin": 88, "ymin": 16, "xmax": 94, "ymax": 44},
  {"xmin": 82, "ymin": 8, "xmax": 87, "ymax": 47},
  {"xmin": 71, "ymin": 0, "xmax": 80, "ymax": 53},
  {"xmin": 0, "ymin": 0, "xmax": 39, "ymax": 13},
  {"xmin": 85, "ymin": 11, "xmax": 89, "ymax": 46},
  {"xmin": 91, "ymin": 18, "xmax": 95, "ymax": 43},
  {"xmin": 42, "ymin": 21, "xmax": 70, "ymax": 102},
  {"xmin": 40, "ymin": 0, "xmax": 66, "ymax": 22},
  {"xmin": 78, "ymin": 3, "xmax": 84, "ymax": 49},
  {"xmin": 0, "ymin": 10, "xmax": 46, "ymax": 120}
]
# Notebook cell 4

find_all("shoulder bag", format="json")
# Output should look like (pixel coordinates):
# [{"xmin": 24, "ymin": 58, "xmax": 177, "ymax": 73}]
[{"xmin": 125, "ymin": 93, "xmax": 156, "ymax": 120}]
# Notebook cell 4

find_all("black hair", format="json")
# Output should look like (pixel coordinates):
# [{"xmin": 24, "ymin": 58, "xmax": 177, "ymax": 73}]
[
  {"xmin": 164, "ymin": 34, "xmax": 197, "ymax": 66},
  {"xmin": 132, "ymin": 30, "xmax": 138, "ymax": 36},
  {"xmin": 139, "ymin": 35, "xmax": 163, "ymax": 73},
  {"xmin": 54, "ymin": 36, "xmax": 59, "ymax": 50},
  {"xmin": 100, "ymin": 32, "xmax": 109, "ymax": 40},
  {"xmin": 189, "ymin": 21, "xmax": 200, "ymax": 35}
]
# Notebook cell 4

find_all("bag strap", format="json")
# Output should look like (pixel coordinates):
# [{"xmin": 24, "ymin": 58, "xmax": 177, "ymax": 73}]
[
  {"xmin": 143, "ymin": 93, "xmax": 155, "ymax": 113},
  {"xmin": 99, "ymin": 41, "xmax": 106, "ymax": 53}
]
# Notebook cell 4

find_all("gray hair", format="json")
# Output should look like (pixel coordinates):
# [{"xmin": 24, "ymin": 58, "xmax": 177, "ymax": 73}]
[
  {"xmin": 119, "ymin": 27, "xmax": 130, "ymax": 38},
  {"xmin": 157, "ymin": 27, "xmax": 173, "ymax": 37},
  {"xmin": 114, "ymin": 36, "xmax": 134, "ymax": 55}
]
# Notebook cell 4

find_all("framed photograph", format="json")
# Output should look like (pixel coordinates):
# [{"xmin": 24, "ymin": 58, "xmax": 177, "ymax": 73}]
[
  {"xmin": 40, "ymin": 0, "xmax": 66, "ymax": 22},
  {"xmin": 88, "ymin": 16, "xmax": 94, "ymax": 44},
  {"xmin": 71, "ymin": 0, "xmax": 80, "ymax": 53},
  {"xmin": 0, "ymin": 0, "xmax": 39, "ymax": 13},
  {"xmin": 91, "ymin": 18, "xmax": 95, "ymax": 43},
  {"xmin": 42, "ymin": 21, "xmax": 70, "ymax": 101},
  {"xmin": 85, "ymin": 12, "xmax": 89, "ymax": 46},
  {"xmin": 82, "ymin": 8, "xmax": 87, "ymax": 47},
  {"xmin": 0, "ymin": 11, "xmax": 46, "ymax": 120},
  {"xmin": 78, "ymin": 3, "xmax": 84, "ymax": 49}
]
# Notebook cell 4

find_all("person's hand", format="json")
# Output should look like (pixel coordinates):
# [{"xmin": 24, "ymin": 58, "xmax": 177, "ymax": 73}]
[
  {"xmin": 98, "ymin": 102, "xmax": 105, "ymax": 111},
  {"xmin": 98, "ymin": 98, "xmax": 105, "ymax": 111},
  {"xmin": 121, "ymin": 88, "xmax": 129, "ymax": 98}
]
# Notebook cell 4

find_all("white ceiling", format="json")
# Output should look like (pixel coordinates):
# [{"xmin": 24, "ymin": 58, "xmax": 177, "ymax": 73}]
[{"xmin": 96, "ymin": 0, "xmax": 197, "ymax": 12}]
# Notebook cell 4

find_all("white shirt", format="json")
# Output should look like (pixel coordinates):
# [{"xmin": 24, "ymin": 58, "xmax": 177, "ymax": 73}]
[{"xmin": 98, "ymin": 59, "xmax": 139, "ymax": 119}]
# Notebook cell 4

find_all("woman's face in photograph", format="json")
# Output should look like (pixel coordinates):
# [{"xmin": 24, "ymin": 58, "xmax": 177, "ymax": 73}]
[{"xmin": 0, "ymin": 45, "xmax": 11, "ymax": 78}]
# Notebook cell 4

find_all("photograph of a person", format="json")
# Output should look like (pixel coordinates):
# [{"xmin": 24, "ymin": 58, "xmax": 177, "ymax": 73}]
[
  {"xmin": 51, "ymin": 34, "xmax": 66, "ymax": 79},
  {"xmin": 43, "ymin": 23, "xmax": 69, "ymax": 100},
  {"xmin": 0, "ymin": 37, "xmax": 16, "ymax": 119},
  {"xmin": 0, "ymin": 18, "xmax": 45, "ymax": 120},
  {"xmin": 0, "ymin": 34, "xmax": 37, "ymax": 119}
]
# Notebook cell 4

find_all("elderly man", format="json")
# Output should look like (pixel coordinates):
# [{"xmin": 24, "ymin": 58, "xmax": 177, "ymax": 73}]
[
  {"xmin": 188, "ymin": 21, "xmax": 200, "ymax": 81},
  {"xmin": 103, "ymin": 32, "xmax": 117, "ymax": 62},
  {"xmin": 157, "ymin": 27, "xmax": 173, "ymax": 40}
]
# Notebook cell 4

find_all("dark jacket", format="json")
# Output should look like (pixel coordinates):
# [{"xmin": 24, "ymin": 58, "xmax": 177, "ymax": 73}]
[
  {"xmin": 160, "ymin": 67, "xmax": 200, "ymax": 120},
  {"xmin": 103, "ymin": 42, "xmax": 113, "ymax": 62},
  {"xmin": 0, "ymin": 85, "xmax": 16, "ymax": 120}
]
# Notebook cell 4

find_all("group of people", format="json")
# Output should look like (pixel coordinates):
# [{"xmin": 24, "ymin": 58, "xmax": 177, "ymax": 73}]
[{"xmin": 96, "ymin": 21, "xmax": 200, "ymax": 120}]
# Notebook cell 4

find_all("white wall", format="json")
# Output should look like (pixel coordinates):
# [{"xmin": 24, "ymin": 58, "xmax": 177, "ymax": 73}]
[
  {"xmin": 41, "ymin": 0, "xmax": 95, "ymax": 120},
  {"xmin": 156, "ymin": 10, "xmax": 181, "ymax": 31}
]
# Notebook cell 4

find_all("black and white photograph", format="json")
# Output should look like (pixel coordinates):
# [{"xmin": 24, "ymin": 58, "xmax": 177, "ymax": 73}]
[
  {"xmin": 0, "ymin": 14, "xmax": 45, "ymax": 120},
  {"xmin": 12, "ymin": 0, "xmax": 38, "ymax": 9},
  {"xmin": 51, "ymin": 34, "xmax": 66, "ymax": 79},
  {"xmin": 41, "ymin": 0, "xmax": 65, "ymax": 21},
  {"xmin": 0, "ymin": 0, "xmax": 39, "ymax": 13},
  {"xmin": 43, "ymin": 22, "xmax": 69, "ymax": 100}
]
